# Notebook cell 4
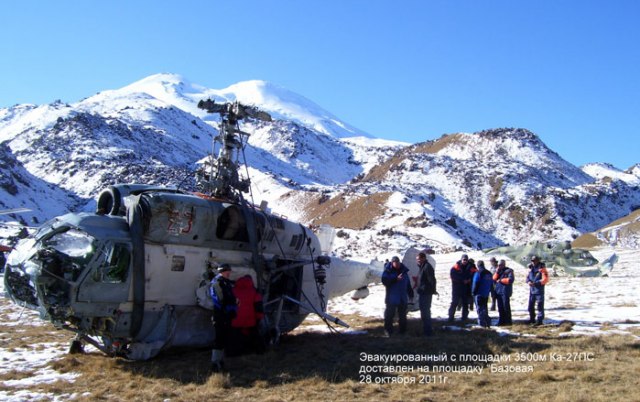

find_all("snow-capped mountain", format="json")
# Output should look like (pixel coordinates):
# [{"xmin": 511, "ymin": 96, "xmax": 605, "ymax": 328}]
[
  {"xmin": 1, "ymin": 74, "xmax": 639, "ymax": 256},
  {"xmin": 270, "ymin": 128, "xmax": 640, "ymax": 257},
  {"xmin": 92, "ymin": 73, "xmax": 372, "ymax": 139},
  {"xmin": 0, "ymin": 73, "xmax": 402, "ymax": 226}
]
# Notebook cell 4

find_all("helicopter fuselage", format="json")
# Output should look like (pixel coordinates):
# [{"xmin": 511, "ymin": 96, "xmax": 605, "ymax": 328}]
[{"xmin": 4, "ymin": 186, "xmax": 344, "ymax": 359}]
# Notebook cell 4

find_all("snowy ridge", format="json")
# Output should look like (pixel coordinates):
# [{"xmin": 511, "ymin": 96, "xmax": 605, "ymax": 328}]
[
  {"xmin": 1, "ymin": 74, "xmax": 639, "ymax": 253},
  {"xmin": 94, "ymin": 73, "xmax": 371, "ymax": 139},
  {"xmin": 0, "ymin": 142, "xmax": 79, "ymax": 225},
  {"xmin": 0, "ymin": 73, "xmax": 400, "ymax": 229},
  {"xmin": 319, "ymin": 128, "xmax": 640, "ymax": 255},
  {"xmin": 581, "ymin": 162, "xmax": 640, "ymax": 185}
]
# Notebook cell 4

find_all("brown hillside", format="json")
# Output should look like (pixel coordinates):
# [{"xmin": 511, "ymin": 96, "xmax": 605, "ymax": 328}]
[
  {"xmin": 303, "ymin": 192, "xmax": 392, "ymax": 230},
  {"xmin": 572, "ymin": 233, "xmax": 604, "ymax": 248},
  {"xmin": 361, "ymin": 153, "xmax": 406, "ymax": 182},
  {"xmin": 412, "ymin": 133, "xmax": 467, "ymax": 154},
  {"xmin": 573, "ymin": 208, "xmax": 640, "ymax": 248},
  {"xmin": 363, "ymin": 133, "xmax": 467, "ymax": 182}
]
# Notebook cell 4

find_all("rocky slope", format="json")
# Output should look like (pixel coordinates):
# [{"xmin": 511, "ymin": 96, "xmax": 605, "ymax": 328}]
[{"xmin": 1, "ymin": 74, "xmax": 639, "ymax": 256}]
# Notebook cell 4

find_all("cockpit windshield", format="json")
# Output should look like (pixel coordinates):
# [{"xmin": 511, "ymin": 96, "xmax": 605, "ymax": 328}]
[
  {"xmin": 36, "ymin": 228, "xmax": 97, "ymax": 283},
  {"xmin": 43, "ymin": 229, "xmax": 95, "ymax": 259}
]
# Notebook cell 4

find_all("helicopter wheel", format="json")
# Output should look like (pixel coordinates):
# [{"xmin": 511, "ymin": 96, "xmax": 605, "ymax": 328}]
[{"xmin": 68, "ymin": 338, "xmax": 85, "ymax": 354}]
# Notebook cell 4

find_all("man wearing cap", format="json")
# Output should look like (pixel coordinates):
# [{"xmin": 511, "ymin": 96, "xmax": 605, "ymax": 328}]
[
  {"xmin": 382, "ymin": 256, "xmax": 412, "ymax": 336},
  {"xmin": 448, "ymin": 254, "xmax": 477, "ymax": 323},
  {"xmin": 526, "ymin": 256, "xmax": 549, "ymax": 326},
  {"xmin": 210, "ymin": 264, "xmax": 237, "ymax": 372}
]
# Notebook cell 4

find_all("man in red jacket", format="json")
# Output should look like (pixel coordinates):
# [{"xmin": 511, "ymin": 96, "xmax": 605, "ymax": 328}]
[
  {"xmin": 448, "ymin": 254, "xmax": 477, "ymax": 323},
  {"xmin": 228, "ymin": 275, "xmax": 266, "ymax": 356}
]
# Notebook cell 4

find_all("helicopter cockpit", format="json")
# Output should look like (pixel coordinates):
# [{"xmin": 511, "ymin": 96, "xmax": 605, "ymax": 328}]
[{"xmin": 4, "ymin": 213, "xmax": 133, "ymax": 328}]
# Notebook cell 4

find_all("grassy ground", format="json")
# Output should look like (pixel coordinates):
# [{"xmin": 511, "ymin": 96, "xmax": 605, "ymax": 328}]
[{"xmin": 1, "ymin": 312, "xmax": 639, "ymax": 401}]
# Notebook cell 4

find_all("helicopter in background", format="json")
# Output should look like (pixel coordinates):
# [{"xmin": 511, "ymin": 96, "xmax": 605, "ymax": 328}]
[
  {"xmin": 483, "ymin": 240, "xmax": 618, "ymax": 277},
  {"xmin": 3, "ymin": 100, "xmax": 384, "ymax": 360}
]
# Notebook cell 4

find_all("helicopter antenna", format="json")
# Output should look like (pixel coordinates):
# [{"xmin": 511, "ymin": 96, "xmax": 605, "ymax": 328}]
[{"xmin": 196, "ymin": 99, "xmax": 272, "ymax": 200}]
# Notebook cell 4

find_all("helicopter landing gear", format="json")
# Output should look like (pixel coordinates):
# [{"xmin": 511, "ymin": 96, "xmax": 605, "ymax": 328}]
[{"xmin": 68, "ymin": 335, "xmax": 85, "ymax": 354}]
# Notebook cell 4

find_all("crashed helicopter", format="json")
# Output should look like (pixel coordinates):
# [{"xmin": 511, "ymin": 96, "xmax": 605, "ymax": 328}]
[
  {"xmin": 3, "ymin": 100, "xmax": 384, "ymax": 360},
  {"xmin": 483, "ymin": 240, "xmax": 618, "ymax": 277}
]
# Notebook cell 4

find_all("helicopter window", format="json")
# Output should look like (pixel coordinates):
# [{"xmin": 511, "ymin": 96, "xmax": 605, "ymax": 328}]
[
  {"xmin": 94, "ymin": 243, "xmax": 130, "ymax": 283},
  {"xmin": 269, "ymin": 216, "xmax": 284, "ymax": 230},
  {"xmin": 171, "ymin": 255, "xmax": 185, "ymax": 272},
  {"xmin": 7, "ymin": 238, "xmax": 37, "ymax": 265},
  {"xmin": 216, "ymin": 205, "xmax": 267, "ymax": 243},
  {"xmin": 216, "ymin": 206, "xmax": 249, "ymax": 241},
  {"xmin": 38, "ymin": 229, "xmax": 96, "ymax": 282},
  {"xmin": 289, "ymin": 234, "xmax": 304, "ymax": 251},
  {"xmin": 44, "ymin": 229, "xmax": 94, "ymax": 259}
]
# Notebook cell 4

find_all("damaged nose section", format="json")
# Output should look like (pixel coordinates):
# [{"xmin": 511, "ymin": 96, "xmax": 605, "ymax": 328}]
[
  {"xmin": 4, "ymin": 238, "xmax": 41, "ymax": 310},
  {"xmin": 4, "ymin": 230, "xmax": 87, "ymax": 324},
  {"xmin": 4, "ymin": 259, "xmax": 41, "ymax": 310}
]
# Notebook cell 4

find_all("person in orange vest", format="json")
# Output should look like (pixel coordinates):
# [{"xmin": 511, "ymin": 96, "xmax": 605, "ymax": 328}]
[
  {"xmin": 526, "ymin": 256, "xmax": 549, "ymax": 326},
  {"xmin": 448, "ymin": 254, "xmax": 477, "ymax": 323},
  {"xmin": 228, "ymin": 275, "xmax": 266, "ymax": 356}
]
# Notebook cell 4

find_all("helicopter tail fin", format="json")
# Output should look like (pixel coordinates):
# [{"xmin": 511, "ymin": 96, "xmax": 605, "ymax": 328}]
[{"xmin": 598, "ymin": 253, "xmax": 618, "ymax": 276}]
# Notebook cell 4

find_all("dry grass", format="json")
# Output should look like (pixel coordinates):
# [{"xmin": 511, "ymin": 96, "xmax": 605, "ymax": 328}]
[
  {"xmin": 488, "ymin": 174, "xmax": 504, "ymax": 208},
  {"xmin": 362, "ymin": 133, "xmax": 467, "ymax": 183},
  {"xmin": 412, "ymin": 134, "xmax": 467, "ymax": 155},
  {"xmin": 361, "ymin": 153, "xmax": 406, "ymax": 182},
  {"xmin": 573, "ymin": 208, "xmax": 640, "ymax": 248},
  {"xmin": 302, "ymin": 192, "xmax": 392, "ymax": 230},
  {"xmin": 572, "ymin": 233, "xmax": 604, "ymax": 248},
  {"xmin": 2, "ymin": 307, "xmax": 639, "ymax": 401}
]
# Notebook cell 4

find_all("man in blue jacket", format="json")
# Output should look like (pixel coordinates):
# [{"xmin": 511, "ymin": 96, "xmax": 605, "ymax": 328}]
[
  {"xmin": 210, "ymin": 264, "xmax": 237, "ymax": 372},
  {"xmin": 472, "ymin": 260, "xmax": 493, "ymax": 328},
  {"xmin": 526, "ymin": 256, "xmax": 549, "ymax": 326},
  {"xmin": 382, "ymin": 256, "xmax": 412, "ymax": 336}
]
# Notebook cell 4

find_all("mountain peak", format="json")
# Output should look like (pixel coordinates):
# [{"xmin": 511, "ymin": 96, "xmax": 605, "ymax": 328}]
[
  {"xmin": 216, "ymin": 80, "xmax": 372, "ymax": 138},
  {"xmin": 411, "ymin": 127, "xmax": 559, "ymax": 165},
  {"xmin": 132, "ymin": 72, "xmax": 189, "ymax": 85},
  {"xmin": 83, "ymin": 74, "xmax": 371, "ymax": 139}
]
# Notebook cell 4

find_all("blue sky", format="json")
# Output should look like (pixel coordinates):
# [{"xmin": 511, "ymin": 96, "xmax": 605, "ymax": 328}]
[{"xmin": 2, "ymin": 1, "xmax": 639, "ymax": 169}]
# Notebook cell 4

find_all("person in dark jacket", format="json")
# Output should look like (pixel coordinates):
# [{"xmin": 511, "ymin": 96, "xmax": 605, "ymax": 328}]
[
  {"xmin": 416, "ymin": 252, "xmax": 437, "ymax": 336},
  {"xmin": 382, "ymin": 256, "xmax": 412, "ymax": 336},
  {"xmin": 210, "ymin": 264, "xmax": 237, "ymax": 372},
  {"xmin": 493, "ymin": 259, "xmax": 514, "ymax": 326},
  {"xmin": 228, "ymin": 275, "xmax": 265, "ymax": 356},
  {"xmin": 472, "ymin": 260, "xmax": 493, "ymax": 328},
  {"xmin": 526, "ymin": 256, "xmax": 549, "ymax": 326},
  {"xmin": 488, "ymin": 257, "xmax": 499, "ymax": 311},
  {"xmin": 448, "ymin": 254, "xmax": 477, "ymax": 323},
  {"xmin": 466, "ymin": 258, "xmax": 477, "ymax": 312}
]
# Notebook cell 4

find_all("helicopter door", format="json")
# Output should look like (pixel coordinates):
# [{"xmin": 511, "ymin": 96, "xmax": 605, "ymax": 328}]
[
  {"xmin": 77, "ymin": 242, "xmax": 132, "ymax": 303},
  {"xmin": 264, "ymin": 259, "xmax": 303, "ymax": 316}
]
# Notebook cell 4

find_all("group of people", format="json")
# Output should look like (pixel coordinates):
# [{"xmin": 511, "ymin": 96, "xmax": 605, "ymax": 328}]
[
  {"xmin": 210, "ymin": 251, "xmax": 551, "ymax": 369},
  {"xmin": 382, "ymin": 251, "xmax": 550, "ymax": 336},
  {"xmin": 209, "ymin": 264, "xmax": 266, "ymax": 372}
]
